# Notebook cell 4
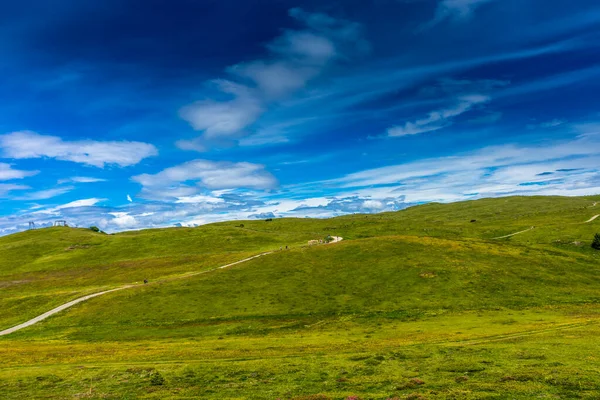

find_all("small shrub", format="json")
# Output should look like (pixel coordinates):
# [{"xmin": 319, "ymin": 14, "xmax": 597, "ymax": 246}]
[
  {"xmin": 238, "ymin": 224, "xmax": 245, "ymax": 228},
  {"xmin": 150, "ymin": 371, "xmax": 165, "ymax": 386},
  {"xmin": 364, "ymin": 358, "xmax": 381, "ymax": 366},
  {"xmin": 181, "ymin": 367, "xmax": 196, "ymax": 379},
  {"xmin": 500, "ymin": 375, "xmax": 534, "ymax": 382},
  {"xmin": 410, "ymin": 378, "xmax": 425, "ymax": 385},
  {"xmin": 89, "ymin": 226, "xmax": 100, "ymax": 232},
  {"xmin": 396, "ymin": 378, "xmax": 425, "ymax": 390},
  {"xmin": 265, "ymin": 218, "xmax": 273, "ymax": 222},
  {"xmin": 455, "ymin": 376, "xmax": 469, "ymax": 383},
  {"xmin": 592, "ymin": 233, "xmax": 600, "ymax": 250}
]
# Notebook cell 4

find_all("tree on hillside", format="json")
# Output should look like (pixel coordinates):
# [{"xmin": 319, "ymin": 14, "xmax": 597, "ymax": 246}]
[
  {"xmin": 90, "ymin": 226, "xmax": 100, "ymax": 232},
  {"xmin": 592, "ymin": 233, "xmax": 600, "ymax": 250}
]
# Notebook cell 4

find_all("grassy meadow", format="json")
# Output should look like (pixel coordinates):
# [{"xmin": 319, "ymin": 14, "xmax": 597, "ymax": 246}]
[{"xmin": 1, "ymin": 195, "xmax": 600, "ymax": 399}]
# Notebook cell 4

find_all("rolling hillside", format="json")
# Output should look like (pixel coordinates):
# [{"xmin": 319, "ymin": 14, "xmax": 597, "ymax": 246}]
[{"xmin": 1, "ymin": 195, "xmax": 600, "ymax": 399}]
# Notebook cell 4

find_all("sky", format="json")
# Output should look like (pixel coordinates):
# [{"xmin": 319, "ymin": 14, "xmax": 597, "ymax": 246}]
[{"xmin": 1, "ymin": 0, "xmax": 600, "ymax": 234}]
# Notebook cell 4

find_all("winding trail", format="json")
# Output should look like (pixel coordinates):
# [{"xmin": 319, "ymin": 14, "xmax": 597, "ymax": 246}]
[
  {"xmin": 0, "ymin": 286, "xmax": 134, "ymax": 336},
  {"xmin": 0, "ymin": 237, "xmax": 344, "ymax": 337},
  {"xmin": 329, "ymin": 236, "xmax": 343, "ymax": 243},
  {"xmin": 0, "ymin": 251, "xmax": 274, "ymax": 337},
  {"xmin": 492, "ymin": 226, "xmax": 535, "ymax": 240},
  {"xmin": 584, "ymin": 214, "xmax": 599, "ymax": 223}
]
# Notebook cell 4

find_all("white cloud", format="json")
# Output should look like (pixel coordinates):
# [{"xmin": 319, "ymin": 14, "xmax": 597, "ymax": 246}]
[
  {"xmin": 541, "ymin": 119, "xmax": 566, "ymax": 128},
  {"xmin": 57, "ymin": 176, "xmax": 107, "ymax": 184},
  {"xmin": 424, "ymin": 0, "xmax": 494, "ymax": 29},
  {"xmin": 388, "ymin": 94, "xmax": 490, "ymax": 137},
  {"xmin": 229, "ymin": 61, "xmax": 319, "ymax": 99},
  {"xmin": 108, "ymin": 212, "xmax": 138, "ymax": 228},
  {"xmin": 30, "ymin": 198, "xmax": 106, "ymax": 216},
  {"xmin": 179, "ymin": 81, "xmax": 264, "ymax": 139},
  {"xmin": 175, "ymin": 138, "xmax": 207, "ymax": 152},
  {"xmin": 0, "ymin": 131, "xmax": 158, "ymax": 167},
  {"xmin": 179, "ymin": 9, "xmax": 367, "ymax": 147},
  {"xmin": 0, "ymin": 183, "xmax": 29, "ymax": 197},
  {"xmin": 127, "ymin": 194, "xmax": 133, "ymax": 202},
  {"xmin": 17, "ymin": 186, "xmax": 74, "ymax": 201},
  {"xmin": 57, "ymin": 198, "xmax": 105, "ymax": 210},
  {"xmin": 3, "ymin": 120, "xmax": 599, "ymax": 236},
  {"xmin": 527, "ymin": 119, "xmax": 567, "ymax": 130},
  {"xmin": 308, "ymin": 123, "xmax": 600, "ymax": 204},
  {"xmin": 175, "ymin": 194, "xmax": 225, "ymax": 204},
  {"xmin": 132, "ymin": 159, "xmax": 278, "ymax": 200},
  {"xmin": 0, "ymin": 163, "xmax": 39, "ymax": 181}
]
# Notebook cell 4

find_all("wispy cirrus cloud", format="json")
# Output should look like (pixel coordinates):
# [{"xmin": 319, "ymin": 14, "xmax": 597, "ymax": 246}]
[
  {"xmin": 57, "ymin": 176, "xmax": 107, "ymax": 184},
  {"xmin": 422, "ymin": 0, "xmax": 494, "ymax": 30},
  {"xmin": 310, "ymin": 122, "xmax": 600, "ymax": 203},
  {"xmin": 0, "ymin": 131, "xmax": 158, "ymax": 168},
  {"xmin": 178, "ymin": 8, "xmax": 368, "ymax": 149},
  {"xmin": 386, "ymin": 78, "xmax": 508, "ymax": 137},
  {"xmin": 0, "ymin": 162, "xmax": 38, "ymax": 181},
  {"xmin": 0, "ymin": 183, "xmax": 29, "ymax": 198},
  {"xmin": 387, "ymin": 94, "xmax": 490, "ymax": 137},
  {"xmin": 16, "ymin": 186, "xmax": 74, "ymax": 201},
  {"xmin": 31, "ymin": 198, "xmax": 106, "ymax": 216}
]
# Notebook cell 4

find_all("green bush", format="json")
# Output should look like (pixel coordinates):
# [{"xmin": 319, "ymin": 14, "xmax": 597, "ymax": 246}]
[
  {"xmin": 89, "ymin": 226, "xmax": 100, "ymax": 233},
  {"xmin": 150, "ymin": 371, "xmax": 165, "ymax": 386},
  {"xmin": 592, "ymin": 233, "xmax": 600, "ymax": 250}
]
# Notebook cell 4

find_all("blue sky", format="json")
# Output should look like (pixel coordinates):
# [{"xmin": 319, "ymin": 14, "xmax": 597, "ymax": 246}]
[{"xmin": 1, "ymin": 0, "xmax": 600, "ymax": 234}]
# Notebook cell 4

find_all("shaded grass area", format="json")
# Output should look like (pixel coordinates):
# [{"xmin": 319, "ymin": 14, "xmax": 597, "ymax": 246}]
[{"xmin": 1, "ymin": 307, "xmax": 600, "ymax": 399}]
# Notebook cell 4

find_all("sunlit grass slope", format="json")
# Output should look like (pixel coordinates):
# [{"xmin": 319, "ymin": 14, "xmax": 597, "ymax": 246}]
[
  {"xmin": 0, "ymin": 195, "xmax": 599, "ymax": 399},
  {"xmin": 11, "ymin": 234, "xmax": 600, "ymax": 342},
  {"xmin": 0, "ymin": 224, "xmax": 311, "ymax": 328}
]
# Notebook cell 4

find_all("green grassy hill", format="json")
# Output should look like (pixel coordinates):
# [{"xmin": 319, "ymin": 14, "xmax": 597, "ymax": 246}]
[{"xmin": 1, "ymin": 195, "xmax": 600, "ymax": 399}]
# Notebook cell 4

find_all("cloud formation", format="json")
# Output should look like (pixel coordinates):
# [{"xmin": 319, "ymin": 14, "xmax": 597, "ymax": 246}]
[
  {"xmin": 179, "ymin": 81, "xmax": 264, "ymax": 140},
  {"xmin": 0, "ymin": 183, "xmax": 29, "ymax": 198},
  {"xmin": 0, "ymin": 131, "xmax": 158, "ymax": 167},
  {"xmin": 388, "ymin": 94, "xmax": 490, "ymax": 137},
  {"xmin": 0, "ymin": 162, "xmax": 38, "ymax": 181},
  {"xmin": 31, "ymin": 198, "xmax": 106, "ymax": 216},
  {"xmin": 423, "ymin": 0, "xmax": 494, "ymax": 29},
  {"xmin": 132, "ymin": 159, "xmax": 278, "ymax": 200},
  {"xmin": 179, "ymin": 8, "xmax": 368, "ymax": 148},
  {"xmin": 1, "ymin": 121, "xmax": 599, "ymax": 235},
  {"xmin": 17, "ymin": 186, "xmax": 74, "ymax": 201},
  {"xmin": 321, "ymin": 123, "xmax": 600, "ymax": 203},
  {"xmin": 57, "ymin": 176, "xmax": 107, "ymax": 184}
]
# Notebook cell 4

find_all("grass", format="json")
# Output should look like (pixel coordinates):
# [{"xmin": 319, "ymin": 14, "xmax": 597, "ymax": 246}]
[{"xmin": 0, "ymin": 195, "xmax": 600, "ymax": 398}]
